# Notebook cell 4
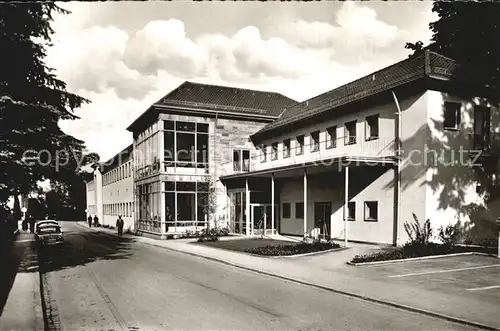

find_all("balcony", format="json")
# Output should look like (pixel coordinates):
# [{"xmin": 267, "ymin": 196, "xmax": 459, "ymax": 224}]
[{"xmin": 220, "ymin": 136, "xmax": 396, "ymax": 176}]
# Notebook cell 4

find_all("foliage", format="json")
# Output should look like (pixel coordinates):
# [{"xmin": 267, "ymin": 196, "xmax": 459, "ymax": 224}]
[
  {"xmin": 0, "ymin": 3, "xmax": 96, "ymax": 222},
  {"xmin": 403, "ymin": 213, "xmax": 433, "ymax": 246},
  {"xmin": 406, "ymin": 1, "xmax": 500, "ymax": 87},
  {"xmin": 195, "ymin": 227, "xmax": 230, "ymax": 242},
  {"xmin": 245, "ymin": 241, "xmax": 340, "ymax": 256},
  {"xmin": 438, "ymin": 223, "xmax": 462, "ymax": 247},
  {"xmin": 350, "ymin": 214, "xmax": 495, "ymax": 263}
]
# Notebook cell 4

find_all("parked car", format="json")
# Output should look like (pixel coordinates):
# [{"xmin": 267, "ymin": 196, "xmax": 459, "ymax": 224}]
[
  {"xmin": 35, "ymin": 224, "xmax": 64, "ymax": 246},
  {"xmin": 35, "ymin": 220, "xmax": 59, "ymax": 233}
]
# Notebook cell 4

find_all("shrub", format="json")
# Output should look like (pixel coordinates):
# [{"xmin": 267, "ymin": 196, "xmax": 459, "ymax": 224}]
[
  {"xmin": 246, "ymin": 241, "xmax": 340, "ymax": 256},
  {"xmin": 351, "ymin": 249, "xmax": 405, "ymax": 263},
  {"xmin": 438, "ymin": 223, "xmax": 461, "ymax": 247},
  {"xmin": 197, "ymin": 228, "xmax": 220, "ymax": 242},
  {"xmin": 404, "ymin": 213, "xmax": 433, "ymax": 246}
]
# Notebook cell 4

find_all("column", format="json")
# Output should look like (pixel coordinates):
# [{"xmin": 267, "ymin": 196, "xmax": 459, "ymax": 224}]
[
  {"xmin": 158, "ymin": 120, "xmax": 166, "ymax": 234},
  {"xmin": 245, "ymin": 177, "xmax": 250, "ymax": 236},
  {"xmin": 344, "ymin": 166, "xmax": 349, "ymax": 247},
  {"xmin": 303, "ymin": 168, "xmax": 307, "ymax": 237},
  {"xmin": 271, "ymin": 173, "xmax": 275, "ymax": 235}
]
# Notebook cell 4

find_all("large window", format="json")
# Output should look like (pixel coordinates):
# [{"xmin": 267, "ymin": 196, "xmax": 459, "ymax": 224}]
[
  {"xmin": 283, "ymin": 139, "xmax": 291, "ymax": 158},
  {"xmin": 345, "ymin": 121, "xmax": 357, "ymax": 145},
  {"xmin": 271, "ymin": 143, "xmax": 278, "ymax": 160},
  {"xmin": 443, "ymin": 102, "xmax": 461, "ymax": 130},
  {"xmin": 163, "ymin": 120, "xmax": 209, "ymax": 168},
  {"xmin": 296, "ymin": 135, "xmax": 304, "ymax": 155},
  {"xmin": 310, "ymin": 131, "xmax": 320, "ymax": 152},
  {"xmin": 233, "ymin": 149, "xmax": 250, "ymax": 172},
  {"xmin": 365, "ymin": 114, "xmax": 379, "ymax": 140},
  {"xmin": 326, "ymin": 126, "xmax": 337, "ymax": 149},
  {"xmin": 164, "ymin": 180, "xmax": 210, "ymax": 229}
]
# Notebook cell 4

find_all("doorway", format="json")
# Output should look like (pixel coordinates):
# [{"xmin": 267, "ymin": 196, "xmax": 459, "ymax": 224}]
[
  {"xmin": 250, "ymin": 204, "xmax": 277, "ymax": 236},
  {"xmin": 314, "ymin": 202, "xmax": 332, "ymax": 239}
]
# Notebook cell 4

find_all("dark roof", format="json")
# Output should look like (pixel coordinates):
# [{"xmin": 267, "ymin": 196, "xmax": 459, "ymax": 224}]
[
  {"xmin": 251, "ymin": 50, "xmax": 486, "ymax": 141},
  {"xmin": 155, "ymin": 81, "xmax": 297, "ymax": 117},
  {"xmin": 126, "ymin": 81, "xmax": 298, "ymax": 133},
  {"xmin": 99, "ymin": 144, "xmax": 133, "ymax": 174}
]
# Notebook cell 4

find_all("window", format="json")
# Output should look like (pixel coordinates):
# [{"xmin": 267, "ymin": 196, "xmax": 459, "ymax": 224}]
[
  {"xmin": 310, "ymin": 131, "xmax": 320, "ymax": 152},
  {"xmin": 261, "ymin": 145, "xmax": 267, "ymax": 162},
  {"xmin": 364, "ymin": 201, "xmax": 378, "ymax": 221},
  {"xmin": 347, "ymin": 201, "xmax": 356, "ymax": 221},
  {"xmin": 345, "ymin": 121, "xmax": 357, "ymax": 145},
  {"xmin": 232, "ymin": 149, "xmax": 251, "ymax": 172},
  {"xmin": 296, "ymin": 135, "xmax": 304, "ymax": 155},
  {"xmin": 163, "ymin": 120, "xmax": 209, "ymax": 168},
  {"xmin": 271, "ymin": 143, "xmax": 278, "ymax": 160},
  {"xmin": 282, "ymin": 202, "xmax": 291, "ymax": 218},
  {"xmin": 283, "ymin": 139, "xmax": 291, "ymax": 158},
  {"xmin": 365, "ymin": 114, "xmax": 379, "ymax": 140},
  {"xmin": 443, "ymin": 102, "xmax": 461, "ymax": 130},
  {"xmin": 295, "ymin": 202, "xmax": 304, "ymax": 218},
  {"xmin": 326, "ymin": 126, "xmax": 337, "ymax": 149}
]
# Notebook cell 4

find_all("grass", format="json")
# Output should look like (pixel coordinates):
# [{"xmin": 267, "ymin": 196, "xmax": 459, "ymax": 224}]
[{"xmin": 195, "ymin": 238, "xmax": 341, "ymax": 256}]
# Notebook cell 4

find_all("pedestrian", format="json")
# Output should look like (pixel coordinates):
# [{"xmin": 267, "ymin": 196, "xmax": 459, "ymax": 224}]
[
  {"xmin": 29, "ymin": 215, "xmax": 35, "ymax": 234},
  {"xmin": 87, "ymin": 215, "xmax": 92, "ymax": 227},
  {"xmin": 116, "ymin": 215, "xmax": 124, "ymax": 237},
  {"xmin": 22, "ymin": 218, "xmax": 28, "ymax": 232},
  {"xmin": 93, "ymin": 215, "xmax": 99, "ymax": 227}
]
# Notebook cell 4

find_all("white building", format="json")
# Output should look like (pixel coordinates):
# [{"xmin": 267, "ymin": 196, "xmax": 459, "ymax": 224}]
[{"xmin": 85, "ymin": 51, "xmax": 500, "ymax": 245}]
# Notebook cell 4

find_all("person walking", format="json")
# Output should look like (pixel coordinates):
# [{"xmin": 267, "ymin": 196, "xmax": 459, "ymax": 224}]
[
  {"xmin": 116, "ymin": 216, "xmax": 124, "ymax": 237},
  {"xmin": 93, "ymin": 215, "xmax": 99, "ymax": 227},
  {"xmin": 28, "ymin": 215, "xmax": 35, "ymax": 234},
  {"xmin": 88, "ymin": 215, "xmax": 92, "ymax": 227}
]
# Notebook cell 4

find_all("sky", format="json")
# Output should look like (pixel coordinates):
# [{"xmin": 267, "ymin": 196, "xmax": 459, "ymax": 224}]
[{"xmin": 46, "ymin": 1, "xmax": 437, "ymax": 162}]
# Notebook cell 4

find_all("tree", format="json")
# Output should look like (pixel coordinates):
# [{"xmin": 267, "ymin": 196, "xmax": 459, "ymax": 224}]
[
  {"xmin": 406, "ymin": 1, "xmax": 500, "ymax": 87},
  {"xmin": 0, "ymin": 4, "xmax": 91, "ymax": 220}
]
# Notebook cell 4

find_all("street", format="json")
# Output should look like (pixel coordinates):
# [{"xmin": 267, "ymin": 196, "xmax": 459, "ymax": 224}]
[{"xmin": 21, "ymin": 222, "xmax": 478, "ymax": 331}]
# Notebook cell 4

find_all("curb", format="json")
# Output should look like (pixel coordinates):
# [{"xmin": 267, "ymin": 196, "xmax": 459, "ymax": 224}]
[
  {"xmin": 347, "ymin": 252, "xmax": 497, "ymax": 266},
  {"xmin": 76, "ymin": 222, "xmax": 499, "ymax": 330}
]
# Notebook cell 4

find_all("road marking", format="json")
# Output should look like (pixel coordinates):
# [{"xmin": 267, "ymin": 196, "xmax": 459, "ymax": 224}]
[
  {"xmin": 388, "ymin": 264, "xmax": 500, "ymax": 278},
  {"xmin": 466, "ymin": 285, "xmax": 500, "ymax": 291}
]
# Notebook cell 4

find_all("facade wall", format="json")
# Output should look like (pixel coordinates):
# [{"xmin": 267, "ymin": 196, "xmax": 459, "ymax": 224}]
[
  {"xmin": 132, "ymin": 112, "xmax": 270, "ymax": 236},
  {"xmin": 86, "ymin": 180, "xmax": 96, "ymax": 216},
  {"xmin": 252, "ymin": 101, "xmax": 396, "ymax": 172},
  {"xmin": 102, "ymin": 159, "xmax": 134, "ymax": 231},
  {"xmin": 278, "ymin": 166, "xmax": 395, "ymax": 244},
  {"xmin": 423, "ymin": 91, "xmax": 500, "ymax": 242}
]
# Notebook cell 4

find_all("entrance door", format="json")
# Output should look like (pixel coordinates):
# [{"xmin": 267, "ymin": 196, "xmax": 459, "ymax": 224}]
[
  {"xmin": 250, "ymin": 204, "xmax": 277, "ymax": 236},
  {"xmin": 314, "ymin": 202, "xmax": 332, "ymax": 239},
  {"xmin": 473, "ymin": 106, "xmax": 491, "ymax": 151}
]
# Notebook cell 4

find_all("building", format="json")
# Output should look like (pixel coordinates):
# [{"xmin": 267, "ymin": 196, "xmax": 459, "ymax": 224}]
[
  {"xmin": 85, "ymin": 165, "xmax": 103, "ymax": 223},
  {"xmin": 86, "ymin": 51, "xmax": 499, "ymax": 245},
  {"xmin": 221, "ymin": 50, "xmax": 500, "ymax": 245},
  {"xmin": 126, "ymin": 81, "xmax": 297, "ymax": 238}
]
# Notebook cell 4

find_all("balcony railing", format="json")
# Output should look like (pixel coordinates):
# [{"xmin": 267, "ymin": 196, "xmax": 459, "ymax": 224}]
[{"xmin": 219, "ymin": 136, "xmax": 396, "ymax": 176}]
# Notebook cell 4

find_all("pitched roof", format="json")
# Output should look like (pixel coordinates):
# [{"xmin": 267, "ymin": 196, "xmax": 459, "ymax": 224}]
[
  {"xmin": 251, "ymin": 50, "xmax": 483, "ymax": 141},
  {"xmin": 155, "ymin": 81, "xmax": 297, "ymax": 117}
]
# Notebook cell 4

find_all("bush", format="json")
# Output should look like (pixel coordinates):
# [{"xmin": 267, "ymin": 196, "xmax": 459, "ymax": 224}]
[
  {"xmin": 246, "ymin": 241, "xmax": 340, "ymax": 256},
  {"xmin": 196, "ymin": 227, "xmax": 229, "ymax": 242},
  {"xmin": 404, "ymin": 213, "xmax": 433, "ymax": 246},
  {"xmin": 438, "ymin": 223, "xmax": 461, "ymax": 247}
]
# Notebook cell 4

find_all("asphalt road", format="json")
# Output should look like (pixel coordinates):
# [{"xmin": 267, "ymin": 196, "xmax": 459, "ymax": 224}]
[{"xmin": 37, "ymin": 222, "xmax": 482, "ymax": 331}]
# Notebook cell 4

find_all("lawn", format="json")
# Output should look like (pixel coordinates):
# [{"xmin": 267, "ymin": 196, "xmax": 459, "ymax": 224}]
[{"xmin": 194, "ymin": 238, "xmax": 341, "ymax": 256}]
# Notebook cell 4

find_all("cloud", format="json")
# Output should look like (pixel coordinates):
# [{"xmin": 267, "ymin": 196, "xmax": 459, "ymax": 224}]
[{"xmin": 47, "ymin": 1, "xmax": 432, "ymax": 160}]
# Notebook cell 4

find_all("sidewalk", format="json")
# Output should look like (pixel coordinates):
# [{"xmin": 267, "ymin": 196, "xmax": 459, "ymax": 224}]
[
  {"xmin": 0, "ymin": 233, "xmax": 44, "ymax": 331},
  {"xmin": 80, "ymin": 222, "xmax": 500, "ymax": 330}
]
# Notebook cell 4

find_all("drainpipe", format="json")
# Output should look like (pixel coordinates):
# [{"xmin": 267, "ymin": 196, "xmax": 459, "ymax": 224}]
[{"xmin": 391, "ymin": 90, "xmax": 402, "ymax": 246}]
